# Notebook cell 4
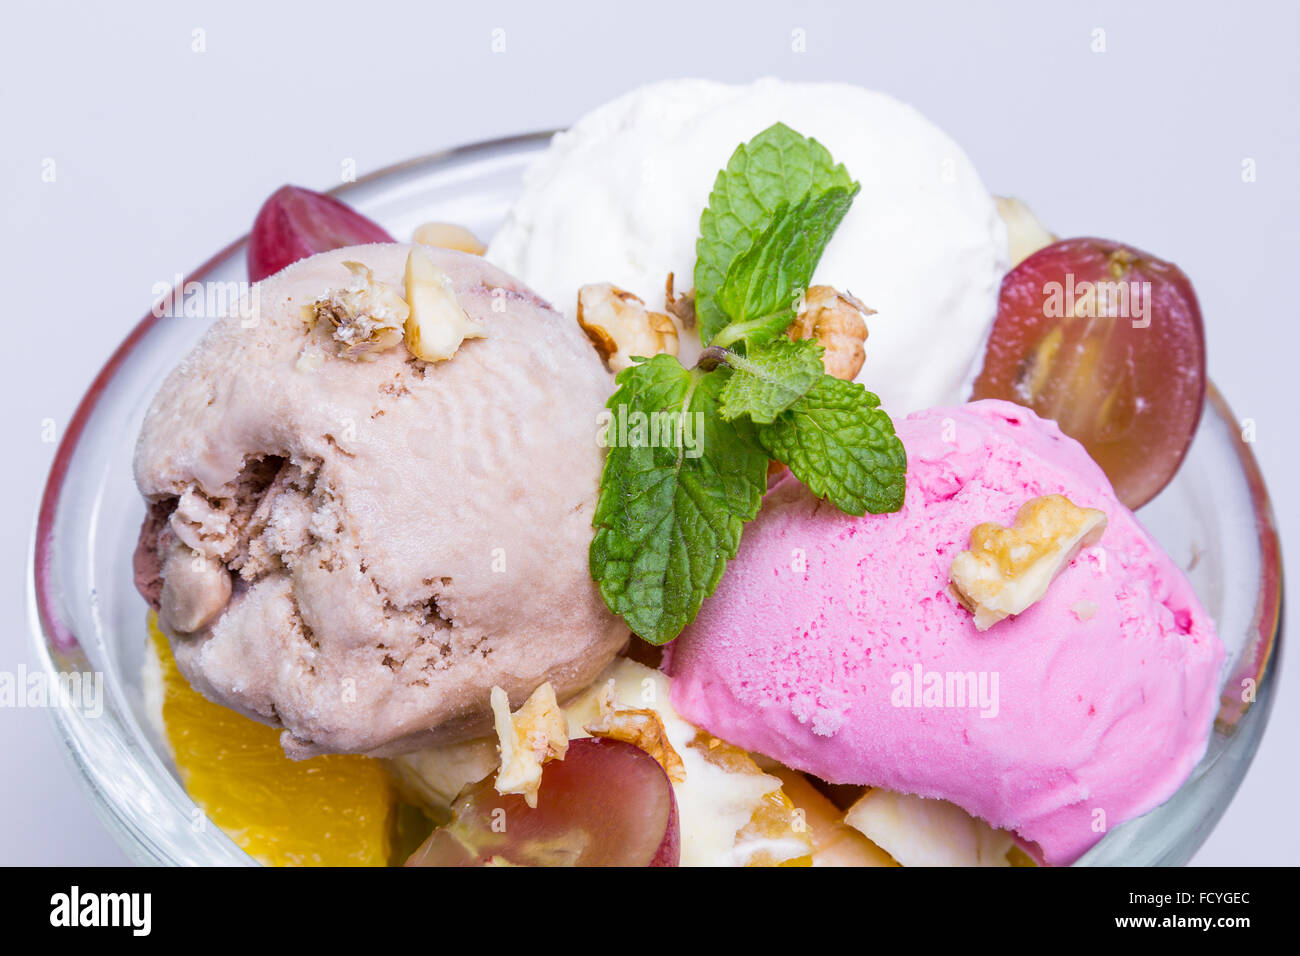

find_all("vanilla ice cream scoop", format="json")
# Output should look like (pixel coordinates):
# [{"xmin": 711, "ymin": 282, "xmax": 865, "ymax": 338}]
[
  {"xmin": 134, "ymin": 244, "xmax": 628, "ymax": 757},
  {"xmin": 487, "ymin": 78, "xmax": 1009, "ymax": 416}
]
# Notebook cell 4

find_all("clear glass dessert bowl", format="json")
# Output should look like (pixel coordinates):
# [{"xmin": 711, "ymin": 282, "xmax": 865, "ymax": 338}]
[{"xmin": 28, "ymin": 134, "xmax": 1283, "ymax": 866}]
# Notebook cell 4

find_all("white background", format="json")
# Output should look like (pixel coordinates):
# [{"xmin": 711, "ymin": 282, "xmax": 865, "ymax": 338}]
[{"xmin": 1, "ymin": 0, "xmax": 1295, "ymax": 865}]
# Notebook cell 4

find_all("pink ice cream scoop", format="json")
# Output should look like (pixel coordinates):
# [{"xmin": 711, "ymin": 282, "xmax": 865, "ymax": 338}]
[{"xmin": 664, "ymin": 400, "xmax": 1223, "ymax": 865}]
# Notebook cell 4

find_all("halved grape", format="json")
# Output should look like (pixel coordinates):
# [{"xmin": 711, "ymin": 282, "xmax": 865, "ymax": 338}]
[
  {"xmin": 405, "ymin": 738, "xmax": 680, "ymax": 867},
  {"xmin": 247, "ymin": 185, "xmax": 393, "ymax": 282},
  {"xmin": 971, "ymin": 238, "xmax": 1206, "ymax": 509}
]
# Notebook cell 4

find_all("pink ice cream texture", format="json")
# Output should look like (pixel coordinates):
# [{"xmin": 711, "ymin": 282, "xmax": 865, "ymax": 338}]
[{"xmin": 665, "ymin": 399, "xmax": 1223, "ymax": 865}]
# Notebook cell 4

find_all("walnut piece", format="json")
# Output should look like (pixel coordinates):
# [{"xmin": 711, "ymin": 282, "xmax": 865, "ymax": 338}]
[
  {"xmin": 577, "ymin": 282, "xmax": 678, "ymax": 372},
  {"xmin": 950, "ymin": 494, "xmax": 1108, "ymax": 631},
  {"xmin": 583, "ymin": 680, "xmax": 687, "ymax": 784},
  {"xmin": 404, "ymin": 246, "xmax": 487, "ymax": 362},
  {"xmin": 310, "ymin": 261, "xmax": 408, "ymax": 359},
  {"xmin": 412, "ymin": 221, "xmax": 487, "ymax": 256},
  {"xmin": 787, "ymin": 285, "xmax": 872, "ymax": 381},
  {"xmin": 491, "ymin": 683, "xmax": 568, "ymax": 808}
]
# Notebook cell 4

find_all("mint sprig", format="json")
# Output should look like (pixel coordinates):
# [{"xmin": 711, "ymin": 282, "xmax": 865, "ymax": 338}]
[
  {"xmin": 757, "ymin": 377, "xmax": 906, "ymax": 516},
  {"xmin": 712, "ymin": 185, "xmax": 858, "ymax": 347},
  {"xmin": 590, "ymin": 123, "xmax": 907, "ymax": 645},
  {"xmin": 696, "ymin": 123, "xmax": 855, "ymax": 344},
  {"xmin": 590, "ymin": 355, "xmax": 767, "ymax": 645},
  {"xmin": 717, "ymin": 338, "xmax": 825, "ymax": 424}
]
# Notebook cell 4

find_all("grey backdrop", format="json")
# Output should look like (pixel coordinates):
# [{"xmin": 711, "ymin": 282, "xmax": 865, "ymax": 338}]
[{"xmin": 2, "ymin": 0, "xmax": 1295, "ymax": 865}]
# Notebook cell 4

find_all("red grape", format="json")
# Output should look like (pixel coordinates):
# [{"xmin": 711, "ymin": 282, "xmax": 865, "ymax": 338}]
[
  {"xmin": 405, "ymin": 738, "xmax": 680, "ymax": 867},
  {"xmin": 971, "ymin": 238, "xmax": 1206, "ymax": 509},
  {"xmin": 247, "ymin": 185, "xmax": 393, "ymax": 282}
]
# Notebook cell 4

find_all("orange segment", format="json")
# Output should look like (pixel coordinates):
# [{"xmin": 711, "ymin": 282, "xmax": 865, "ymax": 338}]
[{"xmin": 147, "ymin": 613, "xmax": 398, "ymax": 866}]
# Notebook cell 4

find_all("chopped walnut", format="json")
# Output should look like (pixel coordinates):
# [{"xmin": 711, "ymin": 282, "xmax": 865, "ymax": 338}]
[
  {"xmin": 310, "ymin": 261, "xmax": 408, "ymax": 359},
  {"xmin": 763, "ymin": 285, "xmax": 873, "ymax": 482},
  {"xmin": 577, "ymin": 283, "xmax": 679, "ymax": 373},
  {"xmin": 583, "ymin": 680, "xmax": 687, "ymax": 784},
  {"xmin": 490, "ymin": 683, "xmax": 568, "ymax": 808},
  {"xmin": 412, "ymin": 221, "xmax": 487, "ymax": 256},
  {"xmin": 404, "ymin": 246, "xmax": 487, "ymax": 363},
  {"xmin": 950, "ymin": 494, "xmax": 1108, "ymax": 631},
  {"xmin": 787, "ymin": 285, "xmax": 872, "ymax": 381},
  {"xmin": 664, "ymin": 272, "xmax": 696, "ymax": 329}
]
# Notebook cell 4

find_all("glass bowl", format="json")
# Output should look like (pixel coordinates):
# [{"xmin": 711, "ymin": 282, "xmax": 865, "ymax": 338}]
[{"xmin": 28, "ymin": 133, "xmax": 1283, "ymax": 867}]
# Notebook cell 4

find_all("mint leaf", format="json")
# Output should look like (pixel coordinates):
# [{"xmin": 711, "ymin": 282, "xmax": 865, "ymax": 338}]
[
  {"xmin": 712, "ymin": 185, "xmax": 858, "ymax": 346},
  {"xmin": 588, "ymin": 124, "xmax": 905, "ymax": 647},
  {"xmin": 695, "ymin": 123, "xmax": 855, "ymax": 343},
  {"xmin": 757, "ymin": 376, "xmax": 907, "ymax": 516},
  {"xmin": 590, "ymin": 355, "xmax": 768, "ymax": 644},
  {"xmin": 717, "ymin": 338, "xmax": 825, "ymax": 425}
]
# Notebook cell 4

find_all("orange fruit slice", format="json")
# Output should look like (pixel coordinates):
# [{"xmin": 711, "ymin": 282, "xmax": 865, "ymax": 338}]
[{"xmin": 147, "ymin": 613, "xmax": 398, "ymax": 866}]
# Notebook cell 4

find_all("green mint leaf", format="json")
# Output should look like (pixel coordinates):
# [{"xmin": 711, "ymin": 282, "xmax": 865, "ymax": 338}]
[
  {"xmin": 757, "ymin": 376, "xmax": 907, "ymax": 516},
  {"xmin": 695, "ymin": 123, "xmax": 855, "ymax": 343},
  {"xmin": 717, "ymin": 338, "xmax": 825, "ymax": 425},
  {"xmin": 712, "ymin": 185, "xmax": 858, "ymax": 346},
  {"xmin": 590, "ymin": 355, "xmax": 768, "ymax": 644}
]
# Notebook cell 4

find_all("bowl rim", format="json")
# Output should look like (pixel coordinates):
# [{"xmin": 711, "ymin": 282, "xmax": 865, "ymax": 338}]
[
  {"xmin": 1201, "ymin": 384, "xmax": 1284, "ymax": 729},
  {"xmin": 27, "ymin": 130, "xmax": 1285, "ymax": 864}
]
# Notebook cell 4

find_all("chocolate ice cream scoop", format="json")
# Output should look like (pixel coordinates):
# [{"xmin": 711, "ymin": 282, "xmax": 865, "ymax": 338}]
[{"xmin": 134, "ymin": 243, "xmax": 627, "ymax": 757}]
